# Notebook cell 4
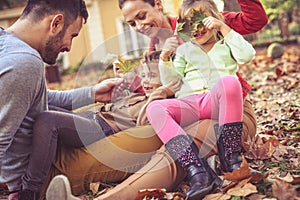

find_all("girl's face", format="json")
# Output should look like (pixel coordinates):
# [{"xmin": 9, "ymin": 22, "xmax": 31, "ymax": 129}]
[
  {"xmin": 121, "ymin": 0, "xmax": 165, "ymax": 38},
  {"xmin": 140, "ymin": 62, "xmax": 162, "ymax": 96},
  {"xmin": 183, "ymin": 8, "xmax": 215, "ymax": 46},
  {"xmin": 193, "ymin": 27, "xmax": 215, "ymax": 45}
]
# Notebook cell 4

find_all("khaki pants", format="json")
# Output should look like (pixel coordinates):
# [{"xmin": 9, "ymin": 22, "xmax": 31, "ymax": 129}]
[{"xmin": 40, "ymin": 100, "xmax": 256, "ymax": 200}]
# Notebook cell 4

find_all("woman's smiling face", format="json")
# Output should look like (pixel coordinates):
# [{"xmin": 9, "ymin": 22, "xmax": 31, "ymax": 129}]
[{"xmin": 121, "ymin": 0, "xmax": 165, "ymax": 38}]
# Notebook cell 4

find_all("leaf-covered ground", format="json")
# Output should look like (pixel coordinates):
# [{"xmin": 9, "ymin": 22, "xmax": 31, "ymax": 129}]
[{"xmin": 0, "ymin": 43, "xmax": 299, "ymax": 200}]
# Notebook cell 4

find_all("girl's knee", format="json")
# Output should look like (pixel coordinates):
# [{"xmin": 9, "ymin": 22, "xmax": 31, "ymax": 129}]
[
  {"xmin": 220, "ymin": 76, "xmax": 242, "ymax": 94},
  {"xmin": 146, "ymin": 100, "xmax": 173, "ymax": 123}
]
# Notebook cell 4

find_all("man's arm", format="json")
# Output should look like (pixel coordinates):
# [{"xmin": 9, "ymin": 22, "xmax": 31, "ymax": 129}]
[
  {"xmin": 48, "ymin": 78, "xmax": 123, "ymax": 111},
  {"xmin": 0, "ymin": 58, "xmax": 46, "ymax": 162},
  {"xmin": 222, "ymin": 0, "xmax": 268, "ymax": 35},
  {"xmin": 47, "ymin": 87, "xmax": 94, "ymax": 111}
]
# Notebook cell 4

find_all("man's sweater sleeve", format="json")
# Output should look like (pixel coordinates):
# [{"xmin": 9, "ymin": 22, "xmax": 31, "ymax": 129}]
[
  {"xmin": 222, "ymin": 0, "xmax": 268, "ymax": 35},
  {"xmin": 48, "ymin": 87, "xmax": 94, "ymax": 110}
]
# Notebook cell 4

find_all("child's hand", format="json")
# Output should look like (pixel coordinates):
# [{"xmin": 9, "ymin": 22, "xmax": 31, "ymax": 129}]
[
  {"xmin": 160, "ymin": 36, "xmax": 179, "ymax": 61},
  {"xmin": 202, "ymin": 16, "xmax": 231, "ymax": 36},
  {"xmin": 161, "ymin": 77, "xmax": 182, "ymax": 97}
]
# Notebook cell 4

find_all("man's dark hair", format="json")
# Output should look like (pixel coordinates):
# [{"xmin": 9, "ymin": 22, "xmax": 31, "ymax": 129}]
[
  {"xmin": 118, "ymin": 0, "xmax": 155, "ymax": 9},
  {"xmin": 21, "ymin": 0, "xmax": 88, "ymax": 26}
]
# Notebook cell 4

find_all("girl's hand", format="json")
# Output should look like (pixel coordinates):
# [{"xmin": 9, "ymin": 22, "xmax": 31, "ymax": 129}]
[
  {"xmin": 160, "ymin": 36, "xmax": 179, "ymax": 61},
  {"xmin": 202, "ymin": 16, "xmax": 231, "ymax": 36}
]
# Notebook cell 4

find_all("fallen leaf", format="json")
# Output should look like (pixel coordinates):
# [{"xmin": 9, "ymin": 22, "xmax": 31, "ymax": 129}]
[
  {"xmin": 243, "ymin": 135, "xmax": 277, "ymax": 160},
  {"xmin": 227, "ymin": 182, "xmax": 258, "ymax": 197},
  {"xmin": 203, "ymin": 192, "xmax": 231, "ymax": 200},
  {"xmin": 134, "ymin": 188, "xmax": 185, "ymax": 200},
  {"xmin": 250, "ymin": 172, "xmax": 264, "ymax": 183},
  {"xmin": 223, "ymin": 158, "xmax": 251, "ymax": 182},
  {"xmin": 272, "ymin": 144, "xmax": 289, "ymax": 161},
  {"xmin": 247, "ymin": 193, "xmax": 267, "ymax": 200},
  {"xmin": 89, "ymin": 182, "xmax": 100, "ymax": 195},
  {"xmin": 272, "ymin": 179, "xmax": 298, "ymax": 200},
  {"xmin": 289, "ymin": 157, "xmax": 300, "ymax": 168},
  {"xmin": 291, "ymin": 174, "xmax": 300, "ymax": 185},
  {"xmin": 134, "ymin": 188, "xmax": 167, "ymax": 200},
  {"xmin": 277, "ymin": 172, "xmax": 294, "ymax": 183}
]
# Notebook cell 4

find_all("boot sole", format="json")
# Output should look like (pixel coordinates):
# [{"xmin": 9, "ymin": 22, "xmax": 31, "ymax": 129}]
[{"xmin": 188, "ymin": 175, "xmax": 223, "ymax": 200}]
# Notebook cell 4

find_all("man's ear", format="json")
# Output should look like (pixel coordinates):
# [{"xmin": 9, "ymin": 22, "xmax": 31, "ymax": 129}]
[
  {"xmin": 50, "ymin": 14, "xmax": 64, "ymax": 34},
  {"xmin": 154, "ymin": 0, "xmax": 163, "ymax": 11}
]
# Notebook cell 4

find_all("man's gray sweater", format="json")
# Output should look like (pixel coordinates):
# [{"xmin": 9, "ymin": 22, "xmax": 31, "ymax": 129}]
[{"xmin": 0, "ymin": 28, "xmax": 94, "ymax": 191}]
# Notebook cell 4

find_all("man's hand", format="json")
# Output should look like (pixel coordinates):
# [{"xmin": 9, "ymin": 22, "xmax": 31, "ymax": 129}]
[{"xmin": 92, "ymin": 78, "xmax": 123, "ymax": 102}]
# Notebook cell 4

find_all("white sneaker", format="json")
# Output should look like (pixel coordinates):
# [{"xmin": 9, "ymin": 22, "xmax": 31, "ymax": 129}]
[{"xmin": 46, "ymin": 175, "xmax": 80, "ymax": 200}]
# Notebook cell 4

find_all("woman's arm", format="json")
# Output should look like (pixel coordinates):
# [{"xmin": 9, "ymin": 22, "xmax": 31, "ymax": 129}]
[{"xmin": 221, "ymin": 0, "xmax": 268, "ymax": 35}]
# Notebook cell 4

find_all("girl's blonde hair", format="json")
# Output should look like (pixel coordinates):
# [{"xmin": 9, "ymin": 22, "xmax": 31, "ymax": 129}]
[{"xmin": 179, "ymin": 0, "xmax": 223, "ymax": 21}]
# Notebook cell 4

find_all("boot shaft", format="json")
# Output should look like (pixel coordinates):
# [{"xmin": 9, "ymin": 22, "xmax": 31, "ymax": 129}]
[
  {"xmin": 165, "ymin": 135, "xmax": 222, "ymax": 199},
  {"xmin": 214, "ymin": 122, "xmax": 243, "ymax": 172},
  {"xmin": 165, "ymin": 134, "xmax": 202, "ymax": 170},
  {"xmin": 215, "ymin": 122, "xmax": 242, "ymax": 159}
]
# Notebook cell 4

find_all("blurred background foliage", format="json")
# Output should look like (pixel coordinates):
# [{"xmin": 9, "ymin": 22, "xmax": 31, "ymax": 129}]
[{"xmin": 261, "ymin": 0, "xmax": 300, "ymax": 22}]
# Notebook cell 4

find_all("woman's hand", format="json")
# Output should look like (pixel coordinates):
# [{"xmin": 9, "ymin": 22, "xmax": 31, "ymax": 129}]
[
  {"xmin": 160, "ymin": 36, "xmax": 180, "ymax": 61},
  {"xmin": 92, "ymin": 78, "xmax": 123, "ymax": 102},
  {"xmin": 202, "ymin": 16, "xmax": 231, "ymax": 36}
]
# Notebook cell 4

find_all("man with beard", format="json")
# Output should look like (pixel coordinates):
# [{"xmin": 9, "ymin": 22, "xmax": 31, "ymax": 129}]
[{"xmin": 0, "ymin": 0, "xmax": 122, "ymax": 199}]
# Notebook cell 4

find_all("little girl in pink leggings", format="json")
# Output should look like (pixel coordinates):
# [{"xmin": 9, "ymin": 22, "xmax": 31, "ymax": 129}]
[{"xmin": 146, "ymin": 0, "xmax": 256, "ymax": 199}]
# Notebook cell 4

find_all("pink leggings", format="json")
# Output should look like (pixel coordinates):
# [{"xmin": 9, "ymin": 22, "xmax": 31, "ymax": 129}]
[{"xmin": 146, "ymin": 76, "xmax": 243, "ymax": 144}]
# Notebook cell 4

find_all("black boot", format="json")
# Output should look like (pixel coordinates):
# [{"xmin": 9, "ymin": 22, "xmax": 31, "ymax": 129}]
[
  {"xmin": 165, "ymin": 135, "xmax": 222, "ymax": 200},
  {"xmin": 18, "ymin": 189, "xmax": 40, "ymax": 200},
  {"xmin": 214, "ymin": 122, "xmax": 243, "ymax": 172}
]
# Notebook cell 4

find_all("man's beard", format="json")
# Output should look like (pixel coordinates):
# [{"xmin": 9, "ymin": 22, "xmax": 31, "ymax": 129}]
[{"xmin": 43, "ymin": 30, "xmax": 65, "ymax": 65}]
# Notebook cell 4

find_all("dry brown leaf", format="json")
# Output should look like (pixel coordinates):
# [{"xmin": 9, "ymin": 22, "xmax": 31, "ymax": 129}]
[
  {"xmin": 223, "ymin": 158, "xmax": 251, "ymax": 182},
  {"xmin": 277, "ymin": 172, "xmax": 294, "ymax": 183},
  {"xmin": 249, "ymin": 172, "xmax": 264, "ymax": 183},
  {"xmin": 134, "ymin": 188, "xmax": 185, "ymax": 200},
  {"xmin": 134, "ymin": 188, "xmax": 167, "ymax": 200},
  {"xmin": 247, "ymin": 193, "xmax": 267, "ymax": 200},
  {"xmin": 89, "ymin": 182, "xmax": 100, "ymax": 195},
  {"xmin": 289, "ymin": 157, "xmax": 300, "ymax": 168},
  {"xmin": 227, "ymin": 182, "xmax": 257, "ymax": 197},
  {"xmin": 203, "ymin": 192, "xmax": 231, "ymax": 200},
  {"xmin": 221, "ymin": 181, "xmax": 238, "ymax": 193},
  {"xmin": 272, "ymin": 179, "xmax": 298, "ymax": 200},
  {"xmin": 272, "ymin": 144, "xmax": 289, "ymax": 161},
  {"xmin": 244, "ymin": 135, "xmax": 278, "ymax": 160},
  {"xmin": 291, "ymin": 174, "xmax": 300, "ymax": 185}
]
